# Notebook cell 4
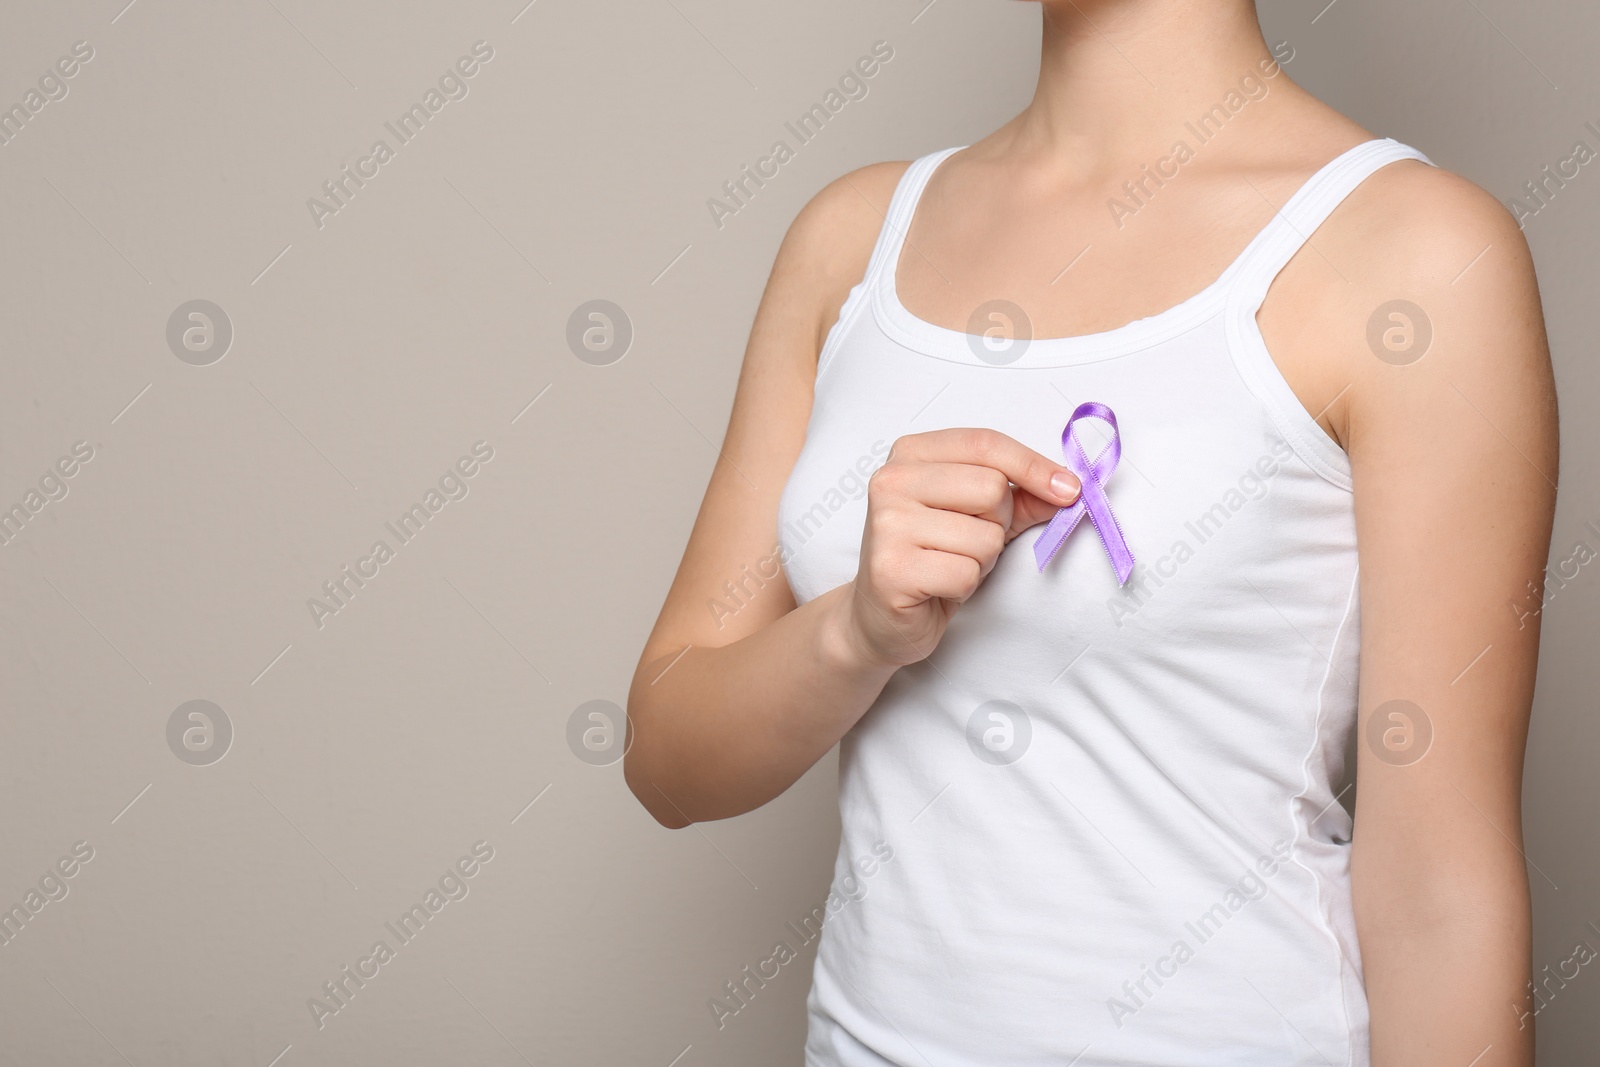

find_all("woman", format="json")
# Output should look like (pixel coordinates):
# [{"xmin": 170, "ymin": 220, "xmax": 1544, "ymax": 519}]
[{"xmin": 625, "ymin": 1, "xmax": 1558, "ymax": 1064}]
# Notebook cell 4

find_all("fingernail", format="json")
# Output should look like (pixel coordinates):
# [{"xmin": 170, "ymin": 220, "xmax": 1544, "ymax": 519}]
[{"xmin": 1050, "ymin": 471, "xmax": 1080, "ymax": 503}]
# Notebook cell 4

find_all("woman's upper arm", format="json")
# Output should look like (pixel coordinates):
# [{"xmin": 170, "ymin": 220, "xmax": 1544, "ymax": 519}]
[
  {"xmin": 1325, "ymin": 166, "xmax": 1559, "ymax": 911},
  {"xmin": 634, "ymin": 161, "xmax": 909, "ymax": 672}
]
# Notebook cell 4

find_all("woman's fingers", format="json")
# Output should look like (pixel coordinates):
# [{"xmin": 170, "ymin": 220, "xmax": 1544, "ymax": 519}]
[
  {"xmin": 879, "ymin": 462, "xmax": 1014, "ymax": 525},
  {"xmin": 908, "ymin": 508, "xmax": 1009, "ymax": 575},
  {"xmin": 889, "ymin": 427, "xmax": 1080, "ymax": 508},
  {"xmin": 878, "ymin": 430, "xmax": 1077, "ymax": 542},
  {"xmin": 846, "ymin": 427, "xmax": 1084, "ymax": 666},
  {"xmin": 900, "ymin": 548, "xmax": 984, "ymax": 604},
  {"xmin": 1008, "ymin": 486, "xmax": 1071, "ymax": 541}
]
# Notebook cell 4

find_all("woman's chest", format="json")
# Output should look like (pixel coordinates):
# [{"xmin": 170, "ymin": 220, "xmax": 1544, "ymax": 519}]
[{"xmin": 777, "ymin": 326, "xmax": 1351, "ymax": 641}]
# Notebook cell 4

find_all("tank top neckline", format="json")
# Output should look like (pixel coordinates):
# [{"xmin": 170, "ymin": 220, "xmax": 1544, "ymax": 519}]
[{"xmin": 869, "ymin": 137, "xmax": 1426, "ymax": 369}]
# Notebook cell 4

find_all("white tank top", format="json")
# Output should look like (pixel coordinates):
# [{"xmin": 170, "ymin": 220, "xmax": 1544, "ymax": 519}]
[{"xmin": 777, "ymin": 138, "xmax": 1433, "ymax": 1067}]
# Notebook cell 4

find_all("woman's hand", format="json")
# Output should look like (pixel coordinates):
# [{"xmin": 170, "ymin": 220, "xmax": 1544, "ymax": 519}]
[{"xmin": 842, "ymin": 427, "xmax": 1083, "ymax": 668}]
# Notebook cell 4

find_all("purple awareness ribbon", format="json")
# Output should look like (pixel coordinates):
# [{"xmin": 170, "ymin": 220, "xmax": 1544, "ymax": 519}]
[{"xmin": 1032, "ymin": 401, "xmax": 1135, "ymax": 586}]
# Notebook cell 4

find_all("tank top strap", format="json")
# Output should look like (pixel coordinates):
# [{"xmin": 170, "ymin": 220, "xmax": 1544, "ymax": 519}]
[
  {"xmin": 1228, "ymin": 137, "xmax": 1434, "ymax": 313},
  {"xmin": 861, "ymin": 146, "xmax": 966, "ymax": 286},
  {"xmin": 815, "ymin": 146, "xmax": 966, "ymax": 377}
]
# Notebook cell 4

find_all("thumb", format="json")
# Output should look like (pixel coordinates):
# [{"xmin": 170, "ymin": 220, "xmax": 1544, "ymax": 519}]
[{"xmin": 1006, "ymin": 485, "xmax": 1074, "ymax": 542}]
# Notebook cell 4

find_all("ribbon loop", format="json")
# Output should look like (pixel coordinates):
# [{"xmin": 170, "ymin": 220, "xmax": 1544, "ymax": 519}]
[{"xmin": 1032, "ymin": 401, "xmax": 1135, "ymax": 586}]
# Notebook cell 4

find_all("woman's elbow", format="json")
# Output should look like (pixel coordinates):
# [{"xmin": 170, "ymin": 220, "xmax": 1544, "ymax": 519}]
[{"xmin": 621, "ymin": 713, "xmax": 693, "ymax": 829}]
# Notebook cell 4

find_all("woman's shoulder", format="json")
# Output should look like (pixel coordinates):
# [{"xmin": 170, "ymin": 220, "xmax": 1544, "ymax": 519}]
[
  {"xmin": 1333, "ymin": 142, "xmax": 1528, "ymax": 288},
  {"xmin": 766, "ymin": 159, "xmax": 916, "ymax": 354},
  {"xmin": 1231, "ymin": 93, "xmax": 1521, "ymax": 272},
  {"xmin": 781, "ymin": 158, "xmax": 914, "ymax": 276},
  {"xmin": 1262, "ymin": 125, "xmax": 1551, "ymax": 451},
  {"xmin": 1300, "ymin": 135, "xmax": 1538, "ymax": 360},
  {"xmin": 1242, "ymin": 99, "xmax": 1534, "ymax": 326}
]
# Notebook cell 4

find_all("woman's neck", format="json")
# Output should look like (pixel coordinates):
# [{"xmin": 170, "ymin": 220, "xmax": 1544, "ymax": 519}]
[{"xmin": 1002, "ymin": 0, "xmax": 1283, "ymax": 172}]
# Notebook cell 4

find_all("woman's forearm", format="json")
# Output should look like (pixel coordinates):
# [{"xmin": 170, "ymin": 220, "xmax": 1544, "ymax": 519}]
[
  {"xmin": 624, "ymin": 428, "xmax": 1077, "ymax": 829},
  {"xmin": 623, "ymin": 582, "xmax": 898, "ymax": 827},
  {"xmin": 1357, "ymin": 849, "xmax": 1534, "ymax": 1065}
]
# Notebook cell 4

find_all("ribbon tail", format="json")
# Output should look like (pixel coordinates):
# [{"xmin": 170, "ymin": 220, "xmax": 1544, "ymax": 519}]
[
  {"xmin": 1082, "ymin": 492, "xmax": 1135, "ymax": 586},
  {"xmin": 1032, "ymin": 500, "xmax": 1086, "ymax": 571}
]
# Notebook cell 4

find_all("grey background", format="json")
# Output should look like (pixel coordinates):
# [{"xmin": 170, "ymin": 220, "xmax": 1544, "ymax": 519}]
[{"xmin": 1, "ymin": 1, "xmax": 1594, "ymax": 1064}]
